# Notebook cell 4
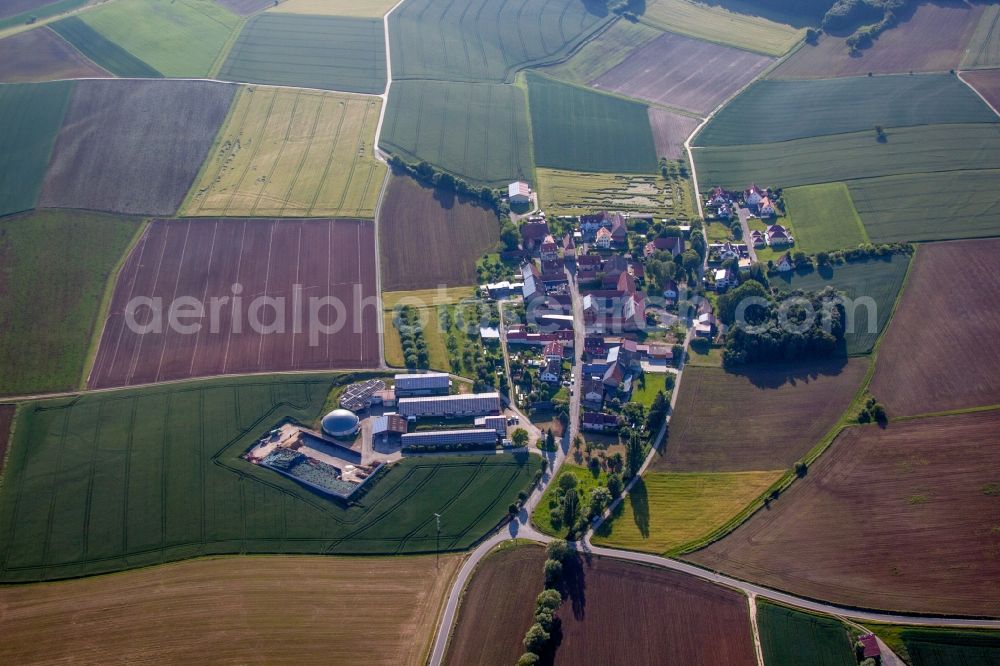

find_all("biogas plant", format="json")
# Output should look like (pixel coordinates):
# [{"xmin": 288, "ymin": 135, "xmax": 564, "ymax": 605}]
[{"xmin": 244, "ymin": 374, "xmax": 517, "ymax": 500}]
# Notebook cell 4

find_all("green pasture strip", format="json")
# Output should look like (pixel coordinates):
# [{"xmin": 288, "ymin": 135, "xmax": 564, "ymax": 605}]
[
  {"xmin": 0, "ymin": 80, "xmax": 74, "ymax": 216},
  {"xmin": 50, "ymin": 16, "xmax": 162, "ymax": 78},
  {"xmin": 757, "ymin": 600, "xmax": 856, "ymax": 666},
  {"xmin": 782, "ymin": 183, "xmax": 869, "ymax": 254}
]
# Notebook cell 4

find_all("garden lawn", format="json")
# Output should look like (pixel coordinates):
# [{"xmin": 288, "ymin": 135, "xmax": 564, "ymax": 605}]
[
  {"xmin": 757, "ymin": 601, "xmax": 856, "ymax": 666},
  {"xmin": 782, "ymin": 183, "xmax": 868, "ymax": 254},
  {"xmin": 220, "ymin": 13, "xmax": 386, "ymax": 93},
  {"xmin": 592, "ymin": 471, "xmax": 781, "ymax": 555},
  {"xmin": 75, "ymin": 0, "xmax": 241, "ymax": 77},
  {"xmin": 0, "ymin": 211, "xmax": 142, "ymax": 396},
  {"xmin": 0, "ymin": 81, "xmax": 72, "ymax": 216},
  {"xmin": 532, "ymin": 463, "xmax": 608, "ymax": 537},
  {"xmin": 631, "ymin": 373, "xmax": 669, "ymax": 409},
  {"xmin": 0, "ymin": 374, "xmax": 540, "ymax": 582},
  {"xmin": 527, "ymin": 72, "xmax": 658, "ymax": 174}
]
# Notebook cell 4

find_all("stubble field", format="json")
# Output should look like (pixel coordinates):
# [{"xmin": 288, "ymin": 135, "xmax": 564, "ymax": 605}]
[
  {"xmin": 653, "ymin": 359, "xmax": 869, "ymax": 472},
  {"xmin": 963, "ymin": 4, "xmax": 1000, "ymax": 69},
  {"xmin": 0, "ymin": 554, "xmax": 463, "ymax": 665},
  {"xmin": 870, "ymin": 239, "xmax": 1000, "ymax": 416},
  {"xmin": 0, "ymin": 27, "xmax": 110, "ymax": 83},
  {"xmin": 688, "ymin": 410, "xmax": 1000, "ymax": 617},
  {"xmin": 40, "ymin": 79, "xmax": 236, "ymax": 216},
  {"xmin": 639, "ymin": 0, "xmax": 803, "ymax": 56},
  {"xmin": 184, "ymin": 86, "xmax": 385, "ymax": 218},
  {"xmin": 591, "ymin": 31, "xmax": 773, "ymax": 115},
  {"xmin": 379, "ymin": 174, "xmax": 500, "ymax": 291},
  {"xmin": 88, "ymin": 218, "xmax": 379, "ymax": 389}
]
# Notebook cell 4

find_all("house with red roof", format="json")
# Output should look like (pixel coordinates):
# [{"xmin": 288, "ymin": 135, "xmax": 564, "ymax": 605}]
[{"xmin": 643, "ymin": 236, "xmax": 685, "ymax": 258}]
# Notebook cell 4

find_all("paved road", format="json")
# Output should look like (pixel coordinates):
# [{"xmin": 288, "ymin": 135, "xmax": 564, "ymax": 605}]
[{"xmin": 737, "ymin": 207, "xmax": 758, "ymax": 263}]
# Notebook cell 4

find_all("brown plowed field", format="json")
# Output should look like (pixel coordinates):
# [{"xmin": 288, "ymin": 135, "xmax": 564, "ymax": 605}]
[
  {"xmin": 0, "ymin": 554, "xmax": 463, "ymax": 665},
  {"xmin": 647, "ymin": 106, "xmax": 700, "ymax": 159},
  {"xmin": 689, "ymin": 410, "xmax": 1000, "ymax": 617},
  {"xmin": 964, "ymin": 69, "xmax": 1000, "ymax": 114},
  {"xmin": 379, "ymin": 174, "xmax": 500, "ymax": 291},
  {"xmin": 770, "ymin": 2, "xmax": 984, "ymax": 79},
  {"xmin": 0, "ymin": 405, "xmax": 14, "ymax": 475},
  {"xmin": 0, "ymin": 28, "xmax": 110, "ymax": 83},
  {"xmin": 551, "ymin": 555, "xmax": 757, "ymax": 665},
  {"xmin": 445, "ymin": 543, "xmax": 547, "ymax": 666},
  {"xmin": 591, "ymin": 32, "xmax": 773, "ymax": 115},
  {"xmin": 653, "ymin": 358, "xmax": 869, "ymax": 472},
  {"xmin": 870, "ymin": 239, "xmax": 1000, "ymax": 416},
  {"xmin": 40, "ymin": 79, "xmax": 236, "ymax": 216},
  {"xmin": 88, "ymin": 218, "xmax": 379, "ymax": 389}
]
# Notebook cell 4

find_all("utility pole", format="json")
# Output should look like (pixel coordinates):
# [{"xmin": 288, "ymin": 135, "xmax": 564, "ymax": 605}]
[{"xmin": 434, "ymin": 512, "xmax": 441, "ymax": 568}]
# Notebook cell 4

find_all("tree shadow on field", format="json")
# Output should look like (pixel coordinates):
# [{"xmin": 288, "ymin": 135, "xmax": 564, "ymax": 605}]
[
  {"xmin": 728, "ymin": 357, "xmax": 850, "ymax": 390},
  {"xmin": 629, "ymin": 478, "xmax": 650, "ymax": 538},
  {"xmin": 561, "ymin": 550, "xmax": 589, "ymax": 620},
  {"xmin": 432, "ymin": 186, "xmax": 456, "ymax": 210}
]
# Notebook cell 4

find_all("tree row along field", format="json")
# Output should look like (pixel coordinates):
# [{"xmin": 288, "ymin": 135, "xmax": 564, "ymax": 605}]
[
  {"xmin": 183, "ymin": 86, "xmax": 385, "ymax": 219},
  {"xmin": 688, "ymin": 409, "xmax": 1000, "ymax": 617},
  {"xmin": 0, "ymin": 554, "xmax": 463, "ymax": 665},
  {"xmin": 88, "ymin": 218, "xmax": 380, "ymax": 389},
  {"xmin": 0, "ymin": 374, "xmax": 541, "ymax": 582},
  {"xmin": 0, "ymin": 210, "xmax": 142, "ymax": 397},
  {"xmin": 381, "ymin": 80, "xmax": 533, "ymax": 187},
  {"xmin": 446, "ymin": 544, "xmax": 758, "ymax": 666},
  {"xmin": 697, "ymin": 73, "xmax": 998, "ymax": 146},
  {"xmin": 388, "ymin": 0, "xmax": 612, "ymax": 83}
]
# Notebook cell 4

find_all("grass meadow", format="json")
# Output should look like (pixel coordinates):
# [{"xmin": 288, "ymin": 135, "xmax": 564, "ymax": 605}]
[
  {"xmin": 782, "ymin": 183, "xmax": 869, "ymax": 254},
  {"xmin": 0, "ymin": 374, "xmax": 540, "ymax": 582},
  {"xmin": 640, "ymin": 0, "xmax": 803, "ymax": 56},
  {"xmin": 184, "ymin": 86, "xmax": 385, "ymax": 218},
  {"xmin": 50, "ymin": 17, "xmax": 162, "ymax": 77},
  {"xmin": 0, "ymin": 211, "xmax": 142, "ymax": 396}
]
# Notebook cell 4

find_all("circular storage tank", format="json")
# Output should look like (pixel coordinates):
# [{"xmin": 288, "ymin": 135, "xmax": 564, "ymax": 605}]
[{"xmin": 321, "ymin": 409, "xmax": 360, "ymax": 438}]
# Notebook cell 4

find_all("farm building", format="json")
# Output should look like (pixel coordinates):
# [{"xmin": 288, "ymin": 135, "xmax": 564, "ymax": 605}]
[
  {"xmin": 371, "ymin": 413, "xmax": 408, "ymax": 444},
  {"xmin": 397, "ymin": 392, "xmax": 502, "ymax": 418},
  {"xmin": 508, "ymin": 181, "xmax": 531, "ymax": 205},
  {"xmin": 582, "ymin": 411, "xmax": 619, "ymax": 432},
  {"xmin": 321, "ymin": 409, "xmax": 361, "ymax": 438},
  {"xmin": 475, "ymin": 415, "xmax": 508, "ymax": 435},
  {"xmin": 401, "ymin": 429, "xmax": 499, "ymax": 448},
  {"xmin": 394, "ymin": 372, "xmax": 451, "ymax": 397}
]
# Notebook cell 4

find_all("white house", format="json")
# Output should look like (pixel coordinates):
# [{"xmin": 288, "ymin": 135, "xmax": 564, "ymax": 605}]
[
  {"xmin": 766, "ymin": 224, "xmax": 793, "ymax": 247},
  {"xmin": 508, "ymin": 181, "xmax": 531, "ymax": 205},
  {"xmin": 776, "ymin": 253, "xmax": 795, "ymax": 272},
  {"xmin": 594, "ymin": 226, "xmax": 613, "ymax": 249},
  {"xmin": 759, "ymin": 196, "xmax": 776, "ymax": 217},
  {"xmin": 540, "ymin": 359, "xmax": 562, "ymax": 383}
]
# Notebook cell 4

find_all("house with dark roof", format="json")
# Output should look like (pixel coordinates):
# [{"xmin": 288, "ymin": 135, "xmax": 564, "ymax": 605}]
[
  {"xmin": 582, "ymin": 411, "xmax": 619, "ymax": 432},
  {"xmin": 582, "ymin": 379, "xmax": 605, "ymax": 409},
  {"xmin": 541, "ymin": 358, "xmax": 562, "ymax": 383},
  {"xmin": 643, "ymin": 236, "xmax": 685, "ymax": 258},
  {"xmin": 562, "ymin": 234, "xmax": 576, "ymax": 260},
  {"xmin": 610, "ymin": 216, "xmax": 628, "ymax": 246},
  {"xmin": 858, "ymin": 635, "xmax": 880, "ymax": 661},
  {"xmin": 520, "ymin": 220, "xmax": 550, "ymax": 250},
  {"xmin": 776, "ymin": 252, "xmax": 795, "ymax": 272},
  {"xmin": 540, "ymin": 234, "xmax": 559, "ymax": 261}
]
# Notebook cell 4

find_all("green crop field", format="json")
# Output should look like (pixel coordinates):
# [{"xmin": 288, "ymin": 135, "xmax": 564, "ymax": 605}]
[
  {"xmin": 782, "ymin": 183, "xmax": 869, "ymax": 254},
  {"xmin": 697, "ymin": 74, "xmax": 997, "ymax": 146},
  {"xmin": 770, "ymin": 255, "xmax": 910, "ymax": 355},
  {"xmin": 381, "ymin": 80, "xmax": 533, "ymax": 186},
  {"xmin": 640, "ymin": 0, "xmax": 804, "ymax": 56},
  {"xmin": 388, "ymin": 0, "xmax": 611, "ymax": 83},
  {"xmin": 0, "ymin": 81, "xmax": 72, "ymax": 216},
  {"xmin": 50, "ymin": 17, "xmax": 162, "ymax": 78},
  {"xmin": 0, "ymin": 374, "xmax": 540, "ymax": 582},
  {"xmin": 527, "ymin": 73, "xmax": 658, "ymax": 174},
  {"xmin": 903, "ymin": 628, "xmax": 1000, "ymax": 665},
  {"xmin": 220, "ymin": 14, "xmax": 386, "ymax": 93},
  {"xmin": 71, "ymin": 0, "xmax": 240, "ymax": 77},
  {"xmin": 0, "ymin": 211, "xmax": 142, "ymax": 397},
  {"xmin": 592, "ymin": 471, "xmax": 782, "ymax": 555},
  {"xmin": 693, "ymin": 124, "xmax": 1000, "ymax": 190},
  {"xmin": 757, "ymin": 601, "xmax": 855, "ymax": 666},
  {"xmin": 539, "ymin": 18, "xmax": 662, "ymax": 84},
  {"xmin": 963, "ymin": 4, "xmax": 1000, "ymax": 69},
  {"xmin": 849, "ymin": 170, "xmax": 1000, "ymax": 243},
  {"xmin": 0, "ymin": 0, "xmax": 86, "ymax": 32}
]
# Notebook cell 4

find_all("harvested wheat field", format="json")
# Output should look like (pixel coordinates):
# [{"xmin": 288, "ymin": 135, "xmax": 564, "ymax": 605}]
[
  {"xmin": 379, "ymin": 174, "xmax": 499, "ymax": 291},
  {"xmin": 185, "ymin": 86, "xmax": 385, "ymax": 218},
  {"xmin": 88, "ymin": 217, "xmax": 379, "ymax": 389},
  {"xmin": 689, "ymin": 410, "xmax": 1000, "ymax": 617},
  {"xmin": 647, "ymin": 106, "xmax": 701, "ymax": 159},
  {"xmin": 0, "ymin": 554, "xmax": 462, "ymax": 665},
  {"xmin": 551, "ymin": 554, "xmax": 757, "ymax": 665},
  {"xmin": 870, "ymin": 239, "xmax": 1000, "ymax": 416},
  {"xmin": 40, "ymin": 79, "xmax": 236, "ymax": 216},
  {"xmin": 770, "ymin": 2, "xmax": 985, "ymax": 79},
  {"xmin": 654, "ymin": 359, "xmax": 869, "ymax": 472},
  {"xmin": 591, "ymin": 31, "xmax": 773, "ymax": 115},
  {"xmin": 445, "ymin": 543, "xmax": 547, "ymax": 666},
  {"xmin": 0, "ymin": 27, "xmax": 110, "ymax": 83}
]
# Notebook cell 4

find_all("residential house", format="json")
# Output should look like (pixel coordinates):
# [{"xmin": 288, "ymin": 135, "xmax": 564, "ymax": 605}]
[
  {"xmin": 643, "ymin": 236, "xmax": 685, "ymax": 258},
  {"xmin": 582, "ymin": 362, "xmax": 609, "ymax": 379},
  {"xmin": 717, "ymin": 203, "xmax": 733, "ymax": 220},
  {"xmin": 694, "ymin": 312, "xmax": 716, "ymax": 339},
  {"xmin": 508, "ymin": 181, "xmax": 531, "ymax": 206},
  {"xmin": 539, "ymin": 235, "xmax": 559, "ymax": 261},
  {"xmin": 602, "ymin": 361, "xmax": 624, "ymax": 389},
  {"xmin": 543, "ymin": 341, "xmax": 564, "ymax": 362},
  {"xmin": 766, "ymin": 224, "xmax": 793, "ymax": 246},
  {"xmin": 708, "ymin": 186, "xmax": 730, "ymax": 208},
  {"xmin": 562, "ymin": 234, "xmax": 576, "ymax": 260},
  {"xmin": 594, "ymin": 226, "xmax": 613, "ymax": 249},
  {"xmin": 714, "ymin": 267, "xmax": 737, "ymax": 291},
  {"xmin": 541, "ymin": 359, "xmax": 562, "ymax": 384},
  {"xmin": 582, "ymin": 379, "xmax": 605, "ymax": 409},
  {"xmin": 749, "ymin": 229, "xmax": 766, "ymax": 248},
  {"xmin": 540, "ymin": 259, "xmax": 567, "ymax": 287},
  {"xmin": 610, "ymin": 216, "xmax": 628, "ymax": 246},
  {"xmin": 759, "ymin": 196, "xmax": 776, "ymax": 217},
  {"xmin": 775, "ymin": 252, "xmax": 795, "ymax": 272},
  {"xmin": 582, "ymin": 411, "xmax": 619, "ymax": 432},
  {"xmin": 745, "ymin": 184, "xmax": 765, "ymax": 209},
  {"xmin": 520, "ymin": 220, "xmax": 549, "ymax": 251},
  {"xmin": 584, "ymin": 335, "xmax": 608, "ymax": 359},
  {"xmin": 521, "ymin": 261, "xmax": 542, "ymax": 301}
]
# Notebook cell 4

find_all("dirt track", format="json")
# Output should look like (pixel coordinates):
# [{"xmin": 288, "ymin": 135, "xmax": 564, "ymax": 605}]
[{"xmin": 88, "ymin": 218, "xmax": 380, "ymax": 388}]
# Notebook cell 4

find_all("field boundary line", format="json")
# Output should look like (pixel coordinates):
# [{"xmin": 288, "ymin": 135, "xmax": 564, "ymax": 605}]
[
  {"xmin": 80, "ymin": 217, "xmax": 150, "ymax": 390},
  {"xmin": 747, "ymin": 593, "xmax": 766, "ymax": 666},
  {"xmin": 177, "ymin": 85, "xmax": 247, "ymax": 216},
  {"xmin": 372, "ymin": 0, "xmax": 410, "ymax": 158},
  {"xmin": 958, "ymin": 69, "xmax": 1000, "ymax": 118},
  {"xmin": 207, "ymin": 12, "xmax": 247, "ymax": 79},
  {"xmin": 892, "ymin": 402, "xmax": 1000, "ymax": 422}
]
